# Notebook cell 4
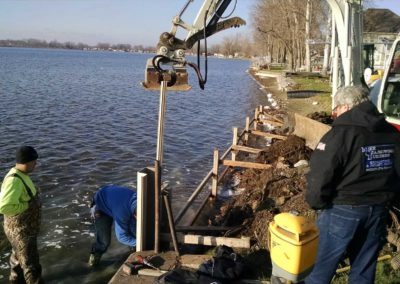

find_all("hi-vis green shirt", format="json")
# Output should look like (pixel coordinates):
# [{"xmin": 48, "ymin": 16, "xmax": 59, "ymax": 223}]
[{"xmin": 0, "ymin": 168, "xmax": 37, "ymax": 216}]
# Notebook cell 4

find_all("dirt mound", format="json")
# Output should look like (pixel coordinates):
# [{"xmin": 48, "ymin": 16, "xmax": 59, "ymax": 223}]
[{"xmin": 307, "ymin": 111, "xmax": 333, "ymax": 125}]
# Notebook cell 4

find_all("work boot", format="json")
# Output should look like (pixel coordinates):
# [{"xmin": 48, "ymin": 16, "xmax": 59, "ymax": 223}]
[{"xmin": 88, "ymin": 253, "xmax": 101, "ymax": 267}]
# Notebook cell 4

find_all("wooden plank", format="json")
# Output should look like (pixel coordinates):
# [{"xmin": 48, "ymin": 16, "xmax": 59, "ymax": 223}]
[
  {"xmin": 182, "ymin": 234, "xmax": 251, "ymax": 249},
  {"xmin": 254, "ymin": 108, "xmax": 258, "ymax": 130},
  {"xmin": 251, "ymin": 130, "xmax": 287, "ymax": 140},
  {"xmin": 232, "ymin": 127, "xmax": 238, "ymax": 161},
  {"xmin": 258, "ymin": 119, "xmax": 284, "ymax": 127},
  {"xmin": 138, "ymin": 269, "xmax": 168, "ymax": 277},
  {"xmin": 245, "ymin": 117, "xmax": 250, "ymax": 145},
  {"xmin": 222, "ymin": 159, "xmax": 273, "ymax": 170},
  {"xmin": 212, "ymin": 148, "xmax": 219, "ymax": 197},
  {"xmin": 261, "ymin": 112, "xmax": 284, "ymax": 124},
  {"xmin": 232, "ymin": 145, "xmax": 263, "ymax": 154},
  {"xmin": 291, "ymin": 112, "xmax": 331, "ymax": 149},
  {"xmin": 160, "ymin": 233, "xmax": 251, "ymax": 248}
]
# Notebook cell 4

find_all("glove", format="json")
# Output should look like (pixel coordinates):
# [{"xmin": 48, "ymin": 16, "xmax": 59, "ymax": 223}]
[{"xmin": 90, "ymin": 205, "xmax": 97, "ymax": 219}]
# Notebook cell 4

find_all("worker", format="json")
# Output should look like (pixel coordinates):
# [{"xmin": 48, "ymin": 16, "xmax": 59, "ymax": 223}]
[
  {"xmin": 305, "ymin": 86, "xmax": 400, "ymax": 284},
  {"xmin": 88, "ymin": 185, "xmax": 137, "ymax": 266},
  {"xmin": 0, "ymin": 146, "xmax": 44, "ymax": 284}
]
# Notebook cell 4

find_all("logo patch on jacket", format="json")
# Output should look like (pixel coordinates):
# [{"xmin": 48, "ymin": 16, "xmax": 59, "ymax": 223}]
[
  {"xmin": 361, "ymin": 144, "xmax": 395, "ymax": 172},
  {"xmin": 316, "ymin": 142, "xmax": 326, "ymax": 151}
]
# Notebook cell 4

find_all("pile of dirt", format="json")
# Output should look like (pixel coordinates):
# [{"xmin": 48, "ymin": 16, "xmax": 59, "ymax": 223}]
[
  {"xmin": 210, "ymin": 117, "xmax": 316, "ymax": 249},
  {"xmin": 307, "ymin": 111, "xmax": 333, "ymax": 125}
]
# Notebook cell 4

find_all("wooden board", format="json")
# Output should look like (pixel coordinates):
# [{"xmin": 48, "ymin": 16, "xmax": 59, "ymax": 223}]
[
  {"xmin": 290, "ymin": 112, "xmax": 331, "ymax": 149},
  {"xmin": 231, "ymin": 145, "xmax": 263, "ymax": 154},
  {"xmin": 250, "ymin": 130, "xmax": 287, "ymax": 140},
  {"xmin": 181, "ymin": 234, "xmax": 251, "ymax": 248},
  {"xmin": 222, "ymin": 159, "xmax": 273, "ymax": 170},
  {"xmin": 258, "ymin": 119, "xmax": 284, "ymax": 127},
  {"xmin": 138, "ymin": 269, "xmax": 168, "ymax": 277},
  {"xmin": 260, "ymin": 112, "xmax": 284, "ymax": 123}
]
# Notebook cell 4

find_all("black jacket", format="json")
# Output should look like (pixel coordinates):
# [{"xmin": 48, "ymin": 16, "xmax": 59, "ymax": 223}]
[{"xmin": 306, "ymin": 101, "xmax": 400, "ymax": 209}]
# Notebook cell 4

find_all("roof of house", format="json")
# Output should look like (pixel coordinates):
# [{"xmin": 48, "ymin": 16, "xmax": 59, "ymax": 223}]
[{"xmin": 364, "ymin": 8, "xmax": 400, "ymax": 33}]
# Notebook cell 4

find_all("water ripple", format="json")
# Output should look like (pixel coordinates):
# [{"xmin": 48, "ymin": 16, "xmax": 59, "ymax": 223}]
[{"xmin": 0, "ymin": 48, "xmax": 269, "ymax": 283}]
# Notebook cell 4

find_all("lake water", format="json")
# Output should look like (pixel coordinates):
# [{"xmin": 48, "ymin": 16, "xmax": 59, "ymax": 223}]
[{"xmin": 0, "ymin": 47, "xmax": 268, "ymax": 283}]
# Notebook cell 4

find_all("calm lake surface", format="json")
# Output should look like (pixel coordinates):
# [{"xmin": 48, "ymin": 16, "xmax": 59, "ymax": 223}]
[{"xmin": 0, "ymin": 47, "xmax": 268, "ymax": 283}]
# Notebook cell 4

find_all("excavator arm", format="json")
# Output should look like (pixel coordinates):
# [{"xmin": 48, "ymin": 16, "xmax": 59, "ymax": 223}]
[{"xmin": 142, "ymin": 0, "xmax": 246, "ymax": 91}]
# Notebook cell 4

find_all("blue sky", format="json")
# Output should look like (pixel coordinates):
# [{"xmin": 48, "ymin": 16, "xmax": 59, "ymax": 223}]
[{"xmin": 0, "ymin": 0, "xmax": 399, "ymax": 47}]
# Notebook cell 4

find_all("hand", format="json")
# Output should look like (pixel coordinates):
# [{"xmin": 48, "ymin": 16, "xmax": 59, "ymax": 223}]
[{"xmin": 90, "ymin": 205, "xmax": 97, "ymax": 219}]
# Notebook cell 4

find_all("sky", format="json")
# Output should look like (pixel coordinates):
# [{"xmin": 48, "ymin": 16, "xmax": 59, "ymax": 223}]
[{"xmin": 0, "ymin": 0, "xmax": 399, "ymax": 47}]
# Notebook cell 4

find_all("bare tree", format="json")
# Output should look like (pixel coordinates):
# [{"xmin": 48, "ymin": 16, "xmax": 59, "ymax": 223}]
[
  {"xmin": 96, "ymin": 42, "xmax": 110, "ymax": 50},
  {"xmin": 252, "ymin": 0, "xmax": 326, "ymax": 71},
  {"xmin": 305, "ymin": 0, "xmax": 311, "ymax": 72}
]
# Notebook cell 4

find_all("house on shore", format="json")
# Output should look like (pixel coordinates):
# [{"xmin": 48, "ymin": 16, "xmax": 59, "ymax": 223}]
[{"xmin": 363, "ymin": 8, "xmax": 400, "ymax": 70}]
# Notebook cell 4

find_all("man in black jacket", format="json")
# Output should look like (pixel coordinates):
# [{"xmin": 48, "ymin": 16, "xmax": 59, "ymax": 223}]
[{"xmin": 305, "ymin": 86, "xmax": 400, "ymax": 284}]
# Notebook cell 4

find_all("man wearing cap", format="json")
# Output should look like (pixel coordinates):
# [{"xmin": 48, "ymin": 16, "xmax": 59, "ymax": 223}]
[
  {"xmin": 0, "ymin": 146, "xmax": 44, "ymax": 284},
  {"xmin": 305, "ymin": 86, "xmax": 400, "ymax": 283}
]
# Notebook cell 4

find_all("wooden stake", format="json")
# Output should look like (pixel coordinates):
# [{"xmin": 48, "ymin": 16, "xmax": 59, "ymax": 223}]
[
  {"xmin": 245, "ymin": 117, "xmax": 250, "ymax": 145},
  {"xmin": 162, "ymin": 189, "xmax": 180, "ymax": 255},
  {"xmin": 254, "ymin": 108, "xmax": 258, "ymax": 130},
  {"xmin": 232, "ymin": 127, "xmax": 238, "ymax": 161},
  {"xmin": 212, "ymin": 148, "xmax": 219, "ymax": 197}
]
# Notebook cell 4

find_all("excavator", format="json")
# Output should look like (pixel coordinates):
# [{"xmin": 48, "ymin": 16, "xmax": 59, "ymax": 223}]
[
  {"xmin": 141, "ymin": 0, "xmax": 400, "ymax": 132},
  {"xmin": 141, "ymin": 0, "xmax": 245, "ymax": 91},
  {"xmin": 372, "ymin": 34, "xmax": 400, "ymax": 131}
]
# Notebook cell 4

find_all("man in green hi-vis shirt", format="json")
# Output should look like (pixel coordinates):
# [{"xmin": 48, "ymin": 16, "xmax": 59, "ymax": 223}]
[{"xmin": 0, "ymin": 146, "xmax": 44, "ymax": 284}]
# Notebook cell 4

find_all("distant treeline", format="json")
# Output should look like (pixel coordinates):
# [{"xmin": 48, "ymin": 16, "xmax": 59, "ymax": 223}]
[{"xmin": 0, "ymin": 39, "xmax": 156, "ymax": 52}]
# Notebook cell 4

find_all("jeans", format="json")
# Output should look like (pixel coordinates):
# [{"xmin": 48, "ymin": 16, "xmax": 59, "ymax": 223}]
[
  {"xmin": 305, "ymin": 205, "xmax": 388, "ymax": 284},
  {"xmin": 91, "ymin": 209, "xmax": 113, "ymax": 255}
]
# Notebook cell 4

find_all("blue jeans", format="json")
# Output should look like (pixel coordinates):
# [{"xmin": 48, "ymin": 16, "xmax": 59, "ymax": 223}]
[
  {"xmin": 305, "ymin": 205, "xmax": 388, "ymax": 284},
  {"xmin": 91, "ymin": 209, "xmax": 113, "ymax": 255}
]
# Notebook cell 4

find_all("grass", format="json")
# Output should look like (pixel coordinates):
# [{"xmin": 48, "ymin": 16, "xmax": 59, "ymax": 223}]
[
  {"xmin": 290, "ymin": 76, "xmax": 332, "ymax": 94},
  {"xmin": 332, "ymin": 259, "xmax": 400, "ymax": 284},
  {"xmin": 284, "ymin": 73, "xmax": 333, "ymax": 115}
]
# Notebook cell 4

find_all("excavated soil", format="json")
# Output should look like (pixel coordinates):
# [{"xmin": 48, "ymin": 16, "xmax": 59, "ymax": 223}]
[
  {"xmin": 210, "ymin": 114, "xmax": 316, "ymax": 249},
  {"xmin": 208, "ymin": 70, "xmax": 400, "ymax": 261},
  {"xmin": 205, "ymin": 71, "xmax": 330, "ymax": 249}
]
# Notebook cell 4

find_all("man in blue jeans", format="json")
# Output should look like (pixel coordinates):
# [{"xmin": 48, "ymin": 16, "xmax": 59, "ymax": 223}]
[
  {"xmin": 88, "ymin": 185, "xmax": 137, "ymax": 266},
  {"xmin": 305, "ymin": 86, "xmax": 400, "ymax": 283}
]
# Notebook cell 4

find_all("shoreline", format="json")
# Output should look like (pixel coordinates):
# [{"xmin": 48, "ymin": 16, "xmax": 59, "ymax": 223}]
[{"xmin": 248, "ymin": 68, "xmax": 332, "ymax": 117}]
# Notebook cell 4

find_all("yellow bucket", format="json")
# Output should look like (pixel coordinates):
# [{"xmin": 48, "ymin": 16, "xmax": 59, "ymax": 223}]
[{"xmin": 269, "ymin": 212, "xmax": 319, "ymax": 282}]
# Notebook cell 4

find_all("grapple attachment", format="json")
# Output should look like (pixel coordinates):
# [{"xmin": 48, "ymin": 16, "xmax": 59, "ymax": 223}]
[{"xmin": 142, "ymin": 59, "xmax": 191, "ymax": 91}]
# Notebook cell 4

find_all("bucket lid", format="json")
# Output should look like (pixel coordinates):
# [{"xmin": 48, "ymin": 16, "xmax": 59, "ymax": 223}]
[{"xmin": 273, "ymin": 212, "xmax": 315, "ymax": 234}]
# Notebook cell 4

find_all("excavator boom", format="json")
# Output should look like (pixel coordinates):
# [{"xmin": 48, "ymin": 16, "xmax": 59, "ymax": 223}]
[{"xmin": 142, "ymin": 0, "xmax": 245, "ymax": 91}]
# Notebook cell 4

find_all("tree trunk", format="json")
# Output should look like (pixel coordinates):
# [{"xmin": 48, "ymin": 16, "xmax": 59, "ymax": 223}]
[
  {"xmin": 322, "ymin": 14, "xmax": 331, "ymax": 76},
  {"xmin": 305, "ymin": 0, "xmax": 311, "ymax": 72}
]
